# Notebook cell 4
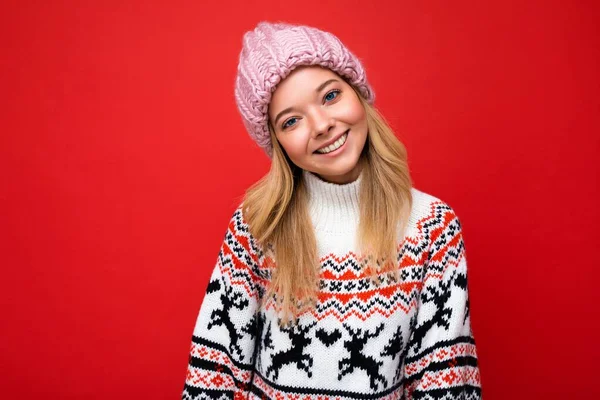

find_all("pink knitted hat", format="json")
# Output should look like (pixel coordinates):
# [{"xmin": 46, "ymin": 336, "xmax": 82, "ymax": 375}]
[{"xmin": 234, "ymin": 22, "xmax": 375, "ymax": 157}]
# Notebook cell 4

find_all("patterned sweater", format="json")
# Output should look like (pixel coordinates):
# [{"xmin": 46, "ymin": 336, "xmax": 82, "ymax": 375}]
[{"xmin": 183, "ymin": 170, "xmax": 481, "ymax": 400}]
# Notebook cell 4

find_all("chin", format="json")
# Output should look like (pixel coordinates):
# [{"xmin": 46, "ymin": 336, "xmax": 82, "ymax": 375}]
[{"xmin": 316, "ymin": 163, "xmax": 362, "ymax": 183}]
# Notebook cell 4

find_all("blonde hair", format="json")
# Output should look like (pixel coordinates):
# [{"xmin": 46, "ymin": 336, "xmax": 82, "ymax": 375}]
[{"xmin": 242, "ymin": 91, "xmax": 413, "ymax": 325}]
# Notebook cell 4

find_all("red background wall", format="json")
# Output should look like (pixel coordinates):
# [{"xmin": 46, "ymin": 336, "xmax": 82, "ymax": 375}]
[{"xmin": 1, "ymin": 1, "xmax": 599, "ymax": 399}]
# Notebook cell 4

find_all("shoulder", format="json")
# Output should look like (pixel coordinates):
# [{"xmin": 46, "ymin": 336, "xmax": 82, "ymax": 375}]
[
  {"xmin": 407, "ymin": 187, "xmax": 463, "ymax": 241},
  {"xmin": 228, "ymin": 202, "xmax": 251, "ymax": 236},
  {"xmin": 227, "ymin": 202, "xmax": 269, "ymax": 264},
  {"xmin": 220, "ymin": 203, "xmax": 271, "ymax": 287},
  {"xmin": 222, "ymin": 203, "xmax": 260, "ymax": 253}
]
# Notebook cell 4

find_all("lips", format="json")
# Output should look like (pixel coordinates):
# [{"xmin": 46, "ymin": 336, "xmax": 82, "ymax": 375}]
[{"xmin": 314, "ymin": 129, "xmax": 349, "ymax": 154}]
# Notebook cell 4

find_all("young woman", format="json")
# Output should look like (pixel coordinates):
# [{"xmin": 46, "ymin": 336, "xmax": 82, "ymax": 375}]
[{"xmin": 183, "ymin": 22, "xmax": 481, "ymax": 400}]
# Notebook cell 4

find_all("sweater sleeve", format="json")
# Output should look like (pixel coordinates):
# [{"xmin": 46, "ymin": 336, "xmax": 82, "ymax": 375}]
[
  {"xmin": 182, "ymin": 207, "xmax": 263, "ymax": 400},
  {"xmin": 403, "ymin": 203, "xmax": 482, "ymax": 399}
]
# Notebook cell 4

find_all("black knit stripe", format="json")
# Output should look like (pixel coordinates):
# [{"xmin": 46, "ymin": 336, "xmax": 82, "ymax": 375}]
[
  {"xmin": 250, "ymin": 370, "xmax": 404, "ymax": 400},
  {"xmin": 190, "ymin": 336, "xmax": 254, "ymax": 371},
  {"xmin": 404, "ymin": 357, "xmax": 479, "ymax": 383},
  {"xmin": 182, "ymin": 384, "xmax": 232, "ymax": 399},
  {"xmin": 404, "ymin": 336, "xmax": 476, "ymax": 364},
  {"xmin": 411, "ymin": 385, "xmax": 481, "ymax": 400}
]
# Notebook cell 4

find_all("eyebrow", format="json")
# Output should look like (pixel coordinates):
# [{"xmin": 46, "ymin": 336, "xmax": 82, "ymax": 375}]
[{"xmin": 273, "ymin": 78, "xmax": 340, "ymax": 126}]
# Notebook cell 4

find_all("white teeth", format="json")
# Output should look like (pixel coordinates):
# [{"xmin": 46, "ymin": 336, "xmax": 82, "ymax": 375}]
[{"xmin": 317, "ymin": 132, "xmax": 348, "ymax": 154}]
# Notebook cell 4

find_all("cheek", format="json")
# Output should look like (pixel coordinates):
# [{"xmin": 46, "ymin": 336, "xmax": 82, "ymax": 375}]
[
  {"xmin": 340, "ymin": 98, "xmax": 367, "ymax": 126},
  {"xmin": 276, "ymin": 132, "xmax": 309, "ymax": 160}
]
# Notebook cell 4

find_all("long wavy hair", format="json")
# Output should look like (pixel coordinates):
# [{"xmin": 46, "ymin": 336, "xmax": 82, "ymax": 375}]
[{"xmin": 242, "ymin": 88, "xmax": 413, "ymax": 325}]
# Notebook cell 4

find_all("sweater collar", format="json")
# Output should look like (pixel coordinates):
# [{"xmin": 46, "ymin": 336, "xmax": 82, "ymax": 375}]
[{"xmin": 302, "ymin": 170, "xmax": 361, "ymax": 232}]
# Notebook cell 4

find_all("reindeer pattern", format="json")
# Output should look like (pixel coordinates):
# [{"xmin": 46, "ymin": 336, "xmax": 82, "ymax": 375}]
[
  {"xmin": 205, "ymin": 278, "xmax": 255, "ymax": 363},
  {"xmin": 203, "ymin": 265, "xmax": 466, "ymax": 392},
  {"xmin": 264, "ymin": 320, "xmax": 317, "ymax": 380},
  {"xmin": 255, "ymin": 308, "xmax": 416, "ymax": 391},
  {"xmin": 201, "ymin": 254, "xmax": 466, "ymax": 392},
  {"xmin": 338, "ymin": 323, "xmax": 388, "ymax": 390}
]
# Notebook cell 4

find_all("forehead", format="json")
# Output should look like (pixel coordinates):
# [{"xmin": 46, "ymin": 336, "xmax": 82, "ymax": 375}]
[{"xmin": 269, "ymin": 66, "xmax": 342, "ymax": 111}]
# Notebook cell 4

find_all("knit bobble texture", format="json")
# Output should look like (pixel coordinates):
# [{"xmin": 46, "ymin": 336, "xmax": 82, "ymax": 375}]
[{"xmin": 234, "ymin": 21, "xmax": 375, "ymax": 157}]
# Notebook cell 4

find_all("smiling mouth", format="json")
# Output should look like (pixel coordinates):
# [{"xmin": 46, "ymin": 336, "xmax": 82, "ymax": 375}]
[{"xmin": 315, "ymin": 131, "xmax": 349, "ymax": 154}]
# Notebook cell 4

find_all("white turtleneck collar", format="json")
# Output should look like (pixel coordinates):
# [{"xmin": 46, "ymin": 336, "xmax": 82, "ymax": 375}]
[{"xmin": 302, "ymin": 170, "xmax": 361, "ymax": 233}]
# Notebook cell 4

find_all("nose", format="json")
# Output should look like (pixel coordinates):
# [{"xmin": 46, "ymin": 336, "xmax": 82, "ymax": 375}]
[{"xmin": 308, "ymin": 107, "xmax": 334, "ymax": 138}]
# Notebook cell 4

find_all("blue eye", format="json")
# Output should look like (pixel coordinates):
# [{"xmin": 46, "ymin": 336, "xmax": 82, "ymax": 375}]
[
  {"xmin": 324, "ymin": 89, "xmax": 340, "ymax": 102},
  {"xmin": 282, "ymin": 117, "xmax": 298, "ymax": 129}
]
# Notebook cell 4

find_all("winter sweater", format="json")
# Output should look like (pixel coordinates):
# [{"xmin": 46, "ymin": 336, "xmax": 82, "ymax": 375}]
[{"xmin": 183, "ymin": 170, "xmax": 481, "ymax": 400}]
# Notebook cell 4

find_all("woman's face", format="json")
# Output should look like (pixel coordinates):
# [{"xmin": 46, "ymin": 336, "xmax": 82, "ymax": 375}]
[{"xmin": 268, "ymin": 66, "xmax": 368, "ymax": 184}]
